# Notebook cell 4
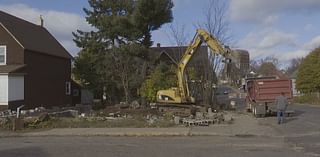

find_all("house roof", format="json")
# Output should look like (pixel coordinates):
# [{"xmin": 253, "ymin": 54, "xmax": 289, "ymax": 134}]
[
  {"xmin": 0, "ymin": 11, "xmax": 72, "ymax": 59},
  {"xmin": 149, "ymin": 45, "xmax": 208, "ymax": 64},
  {"xmin": 0, "ymin": 64, "xmax": 26, "ymax": 74}
]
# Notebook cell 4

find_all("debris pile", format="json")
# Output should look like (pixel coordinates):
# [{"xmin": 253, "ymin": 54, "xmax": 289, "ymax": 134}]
[
  {"xmin": 175, "ymin": 108, "xmax": 234, "ymax": 127},
  {"xmin": 0, "ymin": 100, "xmax": 235, "ymax": 130}
]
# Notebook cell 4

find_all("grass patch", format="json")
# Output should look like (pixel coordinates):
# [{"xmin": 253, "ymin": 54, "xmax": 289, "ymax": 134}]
[
  {"xmin": 294, "ymin": 94, "xmax": 320, "ymax": 105},
  {"xmin": 0, "ymin": 108, "xmax": 177, "ymax": 131},
  {"xmin": 1, "ymin": 117, "xmax": 175, "ymax": 131},
  {"xmin": 0, "ymin": 117, "xmax": 13, "ymax": 130},
  {"xmin": 22, "ymin": 117, "xmax": 176, "ymax": 129}
]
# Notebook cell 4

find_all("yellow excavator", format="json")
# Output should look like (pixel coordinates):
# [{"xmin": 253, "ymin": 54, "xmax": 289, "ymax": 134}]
[{"xmin": 156, "ymin": 29, "xmax": 232, "ymax": 106}]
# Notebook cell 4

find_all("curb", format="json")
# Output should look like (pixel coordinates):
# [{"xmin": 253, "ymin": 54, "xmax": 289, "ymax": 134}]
[
  {"xmin": 0, "ymin": 131, "xmax": 285, "ymax": 138},
  {"xmin": 0, "ymin": 128, "xmax": 192, "ymax": 138}
]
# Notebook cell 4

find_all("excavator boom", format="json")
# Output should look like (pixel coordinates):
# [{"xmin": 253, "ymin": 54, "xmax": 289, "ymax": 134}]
[{"xmin": 157, "ymin": 29, "xmax": 231, "ymax": 104}]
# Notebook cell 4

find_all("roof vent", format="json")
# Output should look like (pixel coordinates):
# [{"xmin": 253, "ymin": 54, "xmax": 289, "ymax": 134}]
[{"xmin": 39, "ymin": 15, "xmax": 44, "ymax": 27}]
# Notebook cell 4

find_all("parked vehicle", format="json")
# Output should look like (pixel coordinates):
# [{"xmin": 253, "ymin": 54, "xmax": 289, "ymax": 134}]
[{"xmin": 246, "ymin": 77, "xmax": 294, "ymax": 117}]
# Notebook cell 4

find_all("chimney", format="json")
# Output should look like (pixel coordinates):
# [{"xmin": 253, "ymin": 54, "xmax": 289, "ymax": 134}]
[
  {"xmin": 157, "ymin": 43, "xmax": 161, "ymax": 48},
  {"xmin": 39, "ymin": 15, "xmax": 44, "ymax": 27}
]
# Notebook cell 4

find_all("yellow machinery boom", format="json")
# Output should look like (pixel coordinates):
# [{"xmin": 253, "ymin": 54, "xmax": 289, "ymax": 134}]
[{"xmin": 156, "ymin": 29, "xmax": 231, "ymax": 104}]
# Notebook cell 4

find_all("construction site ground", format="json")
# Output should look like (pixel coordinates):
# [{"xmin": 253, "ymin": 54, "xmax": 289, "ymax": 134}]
[
  {"xmin": 0, "ymin": 103, "xmax": 320, "ymax": 157},
  {"xmin": 0, "ymin": 102, "xmax": 319, "ymax": 138},
  {"xmin": 1, "ymin": 86, "xmax": 320, "ymax": 156}
]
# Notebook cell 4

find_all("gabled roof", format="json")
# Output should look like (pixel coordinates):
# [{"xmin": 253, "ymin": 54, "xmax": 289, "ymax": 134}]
[
  {"xmin": 0, "ymin": 11, "xmax": 72, "ymax": 59},
  {"xmin": 149, "ymin": 45, "xmax": 208, "ymax": 64}
]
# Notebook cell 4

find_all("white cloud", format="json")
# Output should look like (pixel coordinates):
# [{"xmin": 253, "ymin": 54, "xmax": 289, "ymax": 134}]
[
  {"xmin": 238, "ymin": 28, "xmax": 318, "ymax": 64},
  {"xmin": 230, "ymin": 0, "xmax": 320, "ymax": 23},
  {"xmin": 239, "ymin": 29, "xmax": 297, "ymax": 51},
  {"xmin": 303, "ymin": 35, "xmax": 320, "ymax": 50},
  {"xmin": 262, "ymin": 15, "xmax": 279, "ymax": 26},
  {"xmin": 304, "ymin": 24, "xmax": 315, "ymax": 32},
  {"xmin": 276, "ymin": 50, "xmax": 308, "ymax": 62},
  {"xmin": 229, "ymin": 0, "xmax": 320, "ymax": 66},
  {"xmin": 258, "ymin": 31, "xmax": 297, "ymax": 49},
  {"xmin": 0, "ymin": 3, "xmax": 91, "ymax": 56}
]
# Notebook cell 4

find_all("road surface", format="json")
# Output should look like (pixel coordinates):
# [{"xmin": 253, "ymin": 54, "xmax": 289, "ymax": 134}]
[{"xmin": 0, "ymin": 136, "xmax": 317, "ymax": 157}]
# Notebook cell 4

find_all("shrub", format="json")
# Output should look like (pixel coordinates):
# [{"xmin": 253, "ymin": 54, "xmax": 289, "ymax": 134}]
[{"xmin": 293, "ymin": 93, "xmax": 320, "ymax": 105}]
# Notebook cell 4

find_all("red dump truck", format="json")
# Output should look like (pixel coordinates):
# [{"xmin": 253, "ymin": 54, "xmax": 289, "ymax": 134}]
[{"xmin": 246, "ymin": 77, "xmax": 294, "ymax": 117}]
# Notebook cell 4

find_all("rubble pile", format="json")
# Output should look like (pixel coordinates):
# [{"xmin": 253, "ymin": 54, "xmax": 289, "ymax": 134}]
[
  {"xmin": 175, "ymin": 108, "xmax": 234, "ymax": 127},
  {"xmin": 0, "ymin": 100, "xmax": 235, "ymax": 130}
]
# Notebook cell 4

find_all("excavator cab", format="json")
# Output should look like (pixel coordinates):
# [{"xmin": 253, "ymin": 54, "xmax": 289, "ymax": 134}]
[{"xmin": 157, "ymin": 87, "xmax": 196, "ymax": 104}]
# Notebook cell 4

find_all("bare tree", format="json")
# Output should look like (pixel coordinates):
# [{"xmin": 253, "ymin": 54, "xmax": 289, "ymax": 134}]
[
  {"xmin": 259, "ymin": 56, "xmax": 281, "ymax": 68},
  {"xmin": 251, "ymin": 56, "xmax": 292, "ymax": 78},
  {"xmin": 168, "ymin": 22, "xmax": 189, "ymax": 47},
  {"xmin": 196, "ymin": 0, "xmax": 232, "ymax": 73},
  {"xmin": 286, "ymin": 57, "xmax": 304, "ymax": 75},
  {"xmin": 166, "ymin": 22, "xmax": 190, "ymax": 63},
  {"xmin": 194, "ymin": 0, "xmax": 232, "ymax": 108},
  {"xmin": 165, "ymin": 0, "xmax": 232, "ymax": 108},
  {"xmin": 200, "ymin": 0, "xmax": 231, "ymax": 44}
]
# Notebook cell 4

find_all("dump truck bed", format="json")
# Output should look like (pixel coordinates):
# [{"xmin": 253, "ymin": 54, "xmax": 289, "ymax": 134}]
[
  {"xmin": 246, "ymin": 78, "xmax": 294, "ymax": 117},
  {"xmin": 246, "ymin": 78, "xmax": 293, "ymax": 103}
]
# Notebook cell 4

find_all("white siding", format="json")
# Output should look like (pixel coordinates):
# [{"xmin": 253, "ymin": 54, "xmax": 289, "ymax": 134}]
[
  {"xmin": 291, "ymin": 79, "xmax": 300, "ymax": 96},
  {"xmin": 8, "ymin": 76, "xmax": 24, "ymax": 101},
  {"xmin": 0, "ymin": 75, "xmax": 8, "ymax": 105}
]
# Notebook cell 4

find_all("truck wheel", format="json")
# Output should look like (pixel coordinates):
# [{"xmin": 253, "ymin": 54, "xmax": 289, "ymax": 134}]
[{"xmin": 247, "ymin": 104, "xmax": 250, "ymax": 112}]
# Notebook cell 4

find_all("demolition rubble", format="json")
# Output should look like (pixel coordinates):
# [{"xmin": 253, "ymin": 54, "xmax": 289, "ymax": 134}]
[{"xmin": 0, "ymin": 101, "xmax": 234, "ymax": 131}]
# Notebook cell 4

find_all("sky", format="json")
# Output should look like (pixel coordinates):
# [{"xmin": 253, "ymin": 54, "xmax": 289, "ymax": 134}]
[{"xmin": 1, "ymin": 0, "xmax": 320, "ymax": 66}]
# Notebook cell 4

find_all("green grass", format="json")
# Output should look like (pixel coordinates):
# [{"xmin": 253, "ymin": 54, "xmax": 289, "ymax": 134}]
[{"xmin": 293, "ymin": 94, "xmax": 320, "ymax": 105}]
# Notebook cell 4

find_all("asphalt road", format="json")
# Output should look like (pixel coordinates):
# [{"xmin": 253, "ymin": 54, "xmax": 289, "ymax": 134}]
[
  {"xmin": 257, "ymin": 104, "xmax": 320, "ymax": 157},
  {"xmin": 216, "ymin": 85, "xmax": 320, "ymax": 156},
  {"xmin": 0, "ymin": 136, "xmax": 315, "ymax": 157}
]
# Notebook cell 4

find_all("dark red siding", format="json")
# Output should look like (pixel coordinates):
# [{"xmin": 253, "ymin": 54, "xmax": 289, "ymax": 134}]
[
  {"xmin": 0, "ymin": 105, "xmax": 8, "ymax": 111},
  {"xmin": 24, "ymin": 50, "xmax": 72, "ymax": 109},
  {"xmin": 8, "ymin": 100, "xmax": 25, "ymax": 110},
  {"xmin": 246, "ymin": 79, "xmax": 293, "ymax": 103},
  {"xmin": 0, "ymin": 25, "xmax": 24, "ymax": 64}
]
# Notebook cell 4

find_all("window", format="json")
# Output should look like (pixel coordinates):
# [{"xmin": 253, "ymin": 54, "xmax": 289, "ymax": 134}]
[
  {"xmin": 0, "ymin": 46, "xmax": 6, "ymax": 65},
  {"xmin": 66, "ymin": 81, "xmax": 71, "ymax": 95}
]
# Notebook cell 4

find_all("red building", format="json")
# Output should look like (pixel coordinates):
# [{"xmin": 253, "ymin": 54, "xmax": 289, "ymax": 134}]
[{"xmin": 0, "ymin": 11, "xmax": 74, "ymax": 110}]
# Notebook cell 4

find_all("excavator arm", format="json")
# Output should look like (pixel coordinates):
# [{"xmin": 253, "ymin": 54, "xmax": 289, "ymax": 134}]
[{"xmin": 157, "ymin": 29, "xmax": 231, "ymax": 104}]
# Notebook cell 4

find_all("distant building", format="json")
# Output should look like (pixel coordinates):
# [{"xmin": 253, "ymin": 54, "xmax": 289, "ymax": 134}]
[
  {"xmin": 290, "ymin": 70, "xmax": 300, "ymax": 96},
  {"xmin": 222, "ymin": 49, "xmax": 250, "ymax": 84},
  {"xmin": 232, "ymin": 49, "xmax": 250, "ymax": 77}
]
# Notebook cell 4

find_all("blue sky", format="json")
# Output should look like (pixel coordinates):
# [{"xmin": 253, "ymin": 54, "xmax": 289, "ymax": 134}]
[{"xmin": 1, "ymin": 0, "xmax": 320, "ymax": 65}]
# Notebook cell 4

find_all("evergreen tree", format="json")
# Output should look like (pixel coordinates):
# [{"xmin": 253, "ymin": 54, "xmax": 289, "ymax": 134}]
[{"xmin": 73, "ymin": 0, "xmax": 173, "ymax": 104}]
